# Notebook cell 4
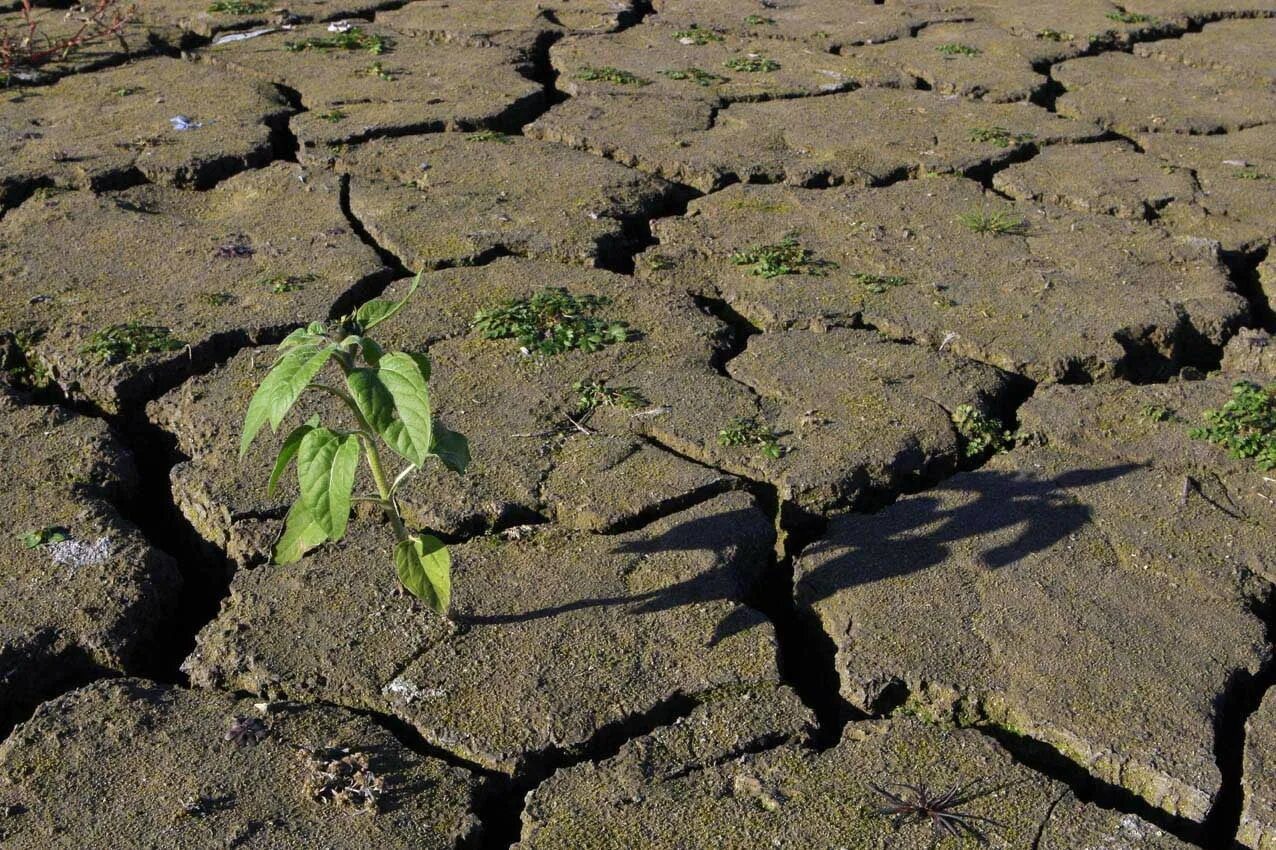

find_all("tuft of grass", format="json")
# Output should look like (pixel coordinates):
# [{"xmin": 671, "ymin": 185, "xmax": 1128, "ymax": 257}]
[
  {"xmin": 968, "ymin": 126, "xmax": 1034, "ymax": 148},
  {"xmin": 674, "ymin": 26, "xmax": 723, "ymax": 45},
  {"xmin": 732, "ymin": 233, "xmax": 835, "ymax": 278},
  {"xmin": 1189, "ymin": 381, "xmax": 1276, "ymax": 470},
  {"xmin": 1141, "ymin": 404, "xmax": 1174, "ymax": 423},
  {"xmin": 661, "ymin": 67, "xmax": 729, "ymax": 86},
  {"xmin": 318, "ymin": 109, "xmax": 346, "ymax": 123},
  {"xmin": 852, "ymin": 272, "xmax": 909, "ymax": 294},
  {"xmin": 1234, "ymin": 169, "xmax": 1270, "ymax": 181},
  {"xmin": 936, "ymin": 43, "xmax": 980, "ymax": 56},
  {"xmin": 472, "ymin": 288, "xmax": 631, "ymax": 356},
  {"xmin": 952, "ymin": 405, "xmax": 1011, "ymax": 458},
  {"xmin": 81, "ymin": 322, "xmax": 184, "ymax": 363},
  {"xmin": 363, "ymin": 61, "xmax": 394, "ymax": 80},
  {"xmin": 743, "ymin": 14, "xmax": 775, "ymax": 25},
  {"xmin": 467, "ymin": 129, "xmax": 511, "ymax": 143},
  {"xmin": 724, "ymin": 55, "xmax": 779, "ymax": 72},
  {"xmin": 261, "ymin": 273, "xmax": 315, "ymax": 294},
  {"xmin": 1106, "ymin": 10, "xmax": 1155, "ymax": 23},
  {"xmin": 575, "ymin": 65, "xmax": 649, "ymax": 85},
  {"xmin": 718, "ymin": 418, "xmax": 783, "ymax": 458},
  {"xmin": 207, "ymin": 0, "xmax": 267, "ymax": 12},
  {"xmin": 958, "ymin": 208, "xmax": 1027, "ymax": 236},
  {"xmin": 1035, "ymin": 28, "xmax": 1073, "ymax": 41},
  {"xmin": 285, "ymin": 28, "xmax": 389, "ymax": 54},
  {"xmin": 574, "ymin": 380, "xmax": 647, "ymax": 414}
]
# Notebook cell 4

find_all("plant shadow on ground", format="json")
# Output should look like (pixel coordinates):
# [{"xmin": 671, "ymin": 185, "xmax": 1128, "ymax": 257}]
[{"xmin": 460, "ymin": 464, "xmax": 1140, "ymax": 647}]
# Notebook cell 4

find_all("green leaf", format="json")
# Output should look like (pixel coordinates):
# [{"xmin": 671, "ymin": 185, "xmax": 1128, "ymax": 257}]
[
  {"xmin": 394, "ymin": 534, "xmax": 451, "ymax": 614},
  {"xmin": 346, "ymin": 367, "xmax": 396, "ymax": 434},
  {"xmin": 277, "ymin": 326, "xmax": 323, "ymax": 353},
  {"xmin": 267, "ymin": 417, "xmax": 318, "ymax": 498},
  {"xmin": 296, "ymin": 427, "xmax": 360, "ymax": 540},
  {"xmin": 273, "ymin": 499, "xmax": 329, "ymax": 564},
  {"xmin": 18, "ymin": 526, "xmax": 70, "ymax": 549},
  {"xmin": 378, "ymin": 352, "xmax": 433, "ymax": 466},
  {"xmin": 430, "ymin": 422, "xmax": 471, "ymax": 474},
  {"xmin": 240, "ymin": 343, "xmax": 336, "ymax": 458},
  {"xmin": 354, "ymin": 272, "xmax": 420, "ymax": 332}
]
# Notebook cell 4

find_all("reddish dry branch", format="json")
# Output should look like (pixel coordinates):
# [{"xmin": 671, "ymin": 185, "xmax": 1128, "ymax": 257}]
[{"xmin": 0, "ymin": 0, "xmax": 134, "ymax": 78}]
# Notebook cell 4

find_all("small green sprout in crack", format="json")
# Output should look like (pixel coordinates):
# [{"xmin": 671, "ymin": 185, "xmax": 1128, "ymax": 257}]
[
  {"xmin": 936, "ymin": 43, "xmax": 980, "ymax": 57},
  {"xmin": 240, "ymin": 274, "xmax": 470, "ymax": 614},
  {"xmin": 852, "ymin": 272, "xmax": 909, "ymax": 294},
  {"xmin": 81, "ymin": 322, "xmax": 184, "ymax": 364},
  {"xmin": 318, "ymin": 109, "xmax": 346, "ymax": 123},
  {"xmin": 724, "ymin": 55, "xmax": 779, "ymax": 73},
  {"xmin": 1234, "ymin": 168, "xmax": 1270, "ymax": 181},
  {"xmin": 203, "ymin": 291, "xmax": 236, "ymax": 306},
  {"xmin": 644, "ymin": 253, "xmax": 676, "ymax": 271},
  {"xmin": 718, "ymin": 418, "xmax": 784, "ymax": 459},
  {"xmin": 743, "ymin": 14, "xmax": 775, "ymax": 26},
  {"xmin": 574, "ymin": 380, "xmax": 647, "ymax": 415},
  {"xmin": 363, "ymin": 61, "xmax": 394, "ymax": 81},
  {"xmin": 1106, "ymin": 10, "xmax": 1155, "ymax": 23},
  {"xmin": 732, "ymin": 233, "xmax": 836, "ymax": 278},
  {"xmin": 661, "ymin": 67, "xmax": 729, "ymax": 86},
  {"xmin": 285, "ymin": 28, "xmax": 390, "ymax": 54},
  {"xmin": 262, "ymin": 273, "xmax": 315, "ymax": 294},
  {"xmin": 471, "ymin": 288, "xmax": 632, "ymax": 356},
  {"xmin": 1189, "ymin": 381, "xmax": 1276, "ymax": 471},
  {"xmin": 207, "ymin": 0, "xmax": 267, "ymax": 12},
  {"xmin": 574, "ymin": 65, "xmax": 649, "ymax": 85},
  {"xmin": 873, "ymin": 780, "xmax": 1005, "ymax": 844},
  {"xmin": 467, "ymin": 129, "xmax": 511, "ymax": 143},
  {"xmin": 112, "ymin": 85, "xmax": 138, "ymax": 96},
  {"xmin": 17, "ymin": 526, "xmax": 70, "ymax": 549},
  {"xmin": 1035, "ymin": 28, "xmax": 1073, "ymax": 41},
  {"xmin": 1141, "ymin": 404, "xmax": 1175, "ymax": 423},
  {"xmin": 0, "ymin": 328, "xmax": 51, "ymax": 389},
  {"xmin": 958, "ymin": 208, "xmax": 1027, "ymax": 236},
  {"xmin": 968, "ymin": 126, "xmax": 1034, "ymax": 148},
  {"xmin": 952, "ymin": 404, "xmax": 1011, "ymax": 459},
  {"xmin": 674, "ymin": 26, "xmax": 723, "ymax": 45}
]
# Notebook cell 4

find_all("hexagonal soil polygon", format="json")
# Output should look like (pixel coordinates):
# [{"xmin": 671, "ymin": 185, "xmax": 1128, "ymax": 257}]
[
  {"xmin": 1240, "ymin": 690, "xmax": 1276, "ymax": 849},
  {"xmin": 520, "ymin": 693, "xmax": 1195, "ymax": 849},
  {"xmin": 182, "ymin": 492, "xmax": 782, "ymax": 776},
  {"xmin": 1134, "ymin": 18, "xmax": 1276, "ymax": 85},
  {"xmin": 140, "ymin": 0, "xmax": 407, "ymax": 42},
  {"xmin": 1119, "ymin": 0, "xmax": 1276, "ymax": 22},
  {"xmin": 641, "ymin": 178, "xmax": 1247, "ymax": 382},
  {"xmin": 377, "ymin": 0, "xmax": 640, "ymax": 43},
  {"xmin": 0, "ymin": 391, "xmax": 180, "ymax": 732},
  {"xmin": 967, "ymin": 0, "xmax": 1182, "ymax": 47},
  {"xmin": 0, "ymin": 164, "xmax": 388, "ymax": 414},
  {"xmin": 0, "ymin": 57, "xmax": 289, "ymax": 211},
  {"xmin": 529, "ymin": 87, "xmax": 1103, "ymax": 191},
  {"xmin": 148, "ymin": 258, "xmax": 741, "ymax": 559},
  {"xmin": 795, "ymin": 376, "xmax": 1276, "ymax": 823},
  {"xmin": 1054, "ymin": 51, "xmax": 1276, "ymax": 135},
  {"xmin": 203, "ymin": 22, "xmax": 544, "ymax": 155},
  {"xmin": 0, "ymin": 679, "xmax": 482, "ymax": 849},
  {"xmin": 337, "ymin": 134, "xmax": 679, "ymax": 269}
]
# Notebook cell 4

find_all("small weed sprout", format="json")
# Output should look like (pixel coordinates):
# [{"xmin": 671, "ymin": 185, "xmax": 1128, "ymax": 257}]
[
  {"xmin": 1035, "ymin": 28, "xmax": 1073, "ymax": 41},
  {"xmin": 968, "ymin": 127, "xmax": 1034, "ymax": 148},
  {"xmin": 203, "ymin": 291, "xmax": 236, "ymax": 306},
  {"xmin": 743, "ymin": 14, "xmax": 774, "ymax": 26},
  {"xmin": 82, "ymin": 322, "xmax": 184, "ymax": 363},
  {"xmin": 285, "ymin": 27, "xmax": 389, "ymax": 54},
  {"xmin": 574, "ymin": 65, "xmax": 649, "ymax": 85},
  {"xmin": 952, "ymin": 404, "xmax": 1010, "ymax": 458},
  {"xmin": 873, "ymin": 781, "xmax": 1004, "ymax": 843},
  {"xmin": 1189, "ymin": 381, "xmax": 1276, "ymax": 471},
  {"xmin": 674, "ymin": 26, "xmax": 723, "ymax": 45},
  {"xmin": 17, "ymin": 526, "xmax": 70, "ymax": 549},
  {"xmin": 661, "ymin": 67, "xmax": 729, "ymax": 86},
  {"xmin": 224, "ymin": 716, "xmax": 268, "ymax": 747},
  {"xmin": 318, "ymin": 109, "xmax": 346, "ymax": 123},
  {"xmin": 467, "ymin": 129, "xmax": 510, "ymax": 143},
  {"xmin": 300, "ymin": 747, "xmax": 384, "ymax": 812},
  {"xmin": 724, "ymin": 55, "xmax": 779, "ymax": 72},
  {"xmin": 240, "ymin": 275, "xmax": 470, "ymax": 614},
  {"xmin": 645, "ymin": 254, "xmax": 676, "ymax": 271},
  {"xmin": 958, "ymin": 208, "xmax": 1027, "ymax": 236},
  {"xmin": 718, "ymin": 418, "xmax": 783, "ymax": 459},
  {"xmin": 852, "ymin": 273, "xmax": 909, "ymax": 294},
  {"xmin": 363, "ymin": 61, "xmax": 394, "ymax": 80},
  {"xmin": 471, "ymin": 288, "xmax": 631, "ymax": 356},
  {"xmin": 1234, "ymin": 169, "xmax": 1270, "ymax": 181},
  {"xmin": 732, "ymin": 233, "xmax": 835, "ymax": 278},
  {"xmin": 1, "ymin": 0, "xmax": 133, "ymax": 83},
  {"xmin": 1141, "ymin": 404, "xmax": 1174, "ymax": 423},
  {"xmin": 1106, "ymin": 10, "xmax": 1154, "ymax": 23},
  {"xmin": 936, "ymin": 43, "xmax": 980, "ymax": 56},
  {"xmin": 262, "ymin": 273, "xmax": 315, "ymax": 294},
  {"xmin": 574, "ymin": 379, "xmax": 646, "ymax": 414},
  {"xmin": 207, "ymin": 0, "xmax": 267, "ymax": 12}
]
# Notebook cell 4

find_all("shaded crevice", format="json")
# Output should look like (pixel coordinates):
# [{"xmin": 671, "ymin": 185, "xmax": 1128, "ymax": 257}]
[
  {"xmin": 338, "ymin": 173, "xmax": 411, "ymax": 277},
  {"xmin": 1222, "ymin": 245, "xmax": 1273, "ymax": 333}
]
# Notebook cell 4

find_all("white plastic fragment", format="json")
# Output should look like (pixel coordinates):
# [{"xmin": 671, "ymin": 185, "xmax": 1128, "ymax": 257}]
[
  {"xmin": 213, "ymin": 28, "xmax": 277, "ymax": 45},
  {"xmin": 169, "ymin": 116, "xmax": 203, "ymax": 131},
  {"xmin": 328, "ymin": 19, "xmax": 355, "ymax": 32}
]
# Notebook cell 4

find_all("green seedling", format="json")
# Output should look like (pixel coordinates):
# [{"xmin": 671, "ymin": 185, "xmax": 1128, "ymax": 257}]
[
  {"xmin": 852, "ymin": 272, "xmax": 909, "ymax": 294},
  {"xmin": 661, "ymin": 67, "xmax": 729, "ymax": 86},
  {"xmin": 112, "ymin": 86, "xmax": 138, "ymax": 96},
  {"xmin": 936, "ymin": 43, "xmax": 980, "ymax": 56},
  {"xmin": 82, "ymin": 322, "xmax": 184, "ymax": 363},
  {"xmin": 743, "ymin": 14, "xmax": 774, "ymax": 26},
  {"xmin": 968, "ymin": 126, "xmax": 1034, "ymax": 148},
  {"xmin": 674, "ymin": 26, "xmax": 723, "ymax": 45},
  {"xmin": 262, "ymin": 273, "xmax": 315, "ymax": 294},
  {"xmin": 18, "ymin": 526, "xmax": 70, "ymax": 549},
  {"xmin": 574, "ymin": 65, "xmax": 649, "ymax": 85},
  {"xmin": 1141, "ymin": 404, "xmax": 1174, "ymax": 423},
  {"xmin": 285, "ymin": 28, "xmax": 389, "ymax": 54},
  {"xmin": 318, "ymin": 109, "xmax": 346, "ymax": 123},
  {"xmin": 363, "ymin": 61, "xmax": 394, "ymax": 80},
  {"xmin": 1189, "ymin": 381, "xmax": 1276, "ymax": 471},
  {"xmin": 732, "ymin": 233, "xmax": 834, "ymax": 278},
  {"xmin": 724, "ymin": 55, "xmax": 779, "ymax": 72},
  {"xmin": 240, "ymin": 274, "xmax": 470, "ymax": 614},
  {"xmin": 574, "ymin": 380, "xmax": 647, "ymax": 414},
  {"xmin": 207, "ymin": 0, "xmax": 266, "ymax": 12},
  {"xmin": 1035, "ymin": 28, "xmax": 1073, "ymax": 41},
  {"xmin": 203, "ymin": 291, "xmax": 236, "ymax": 306},
  {"xmin": 718, "ymin": 418, "xmax": 783, "ymax": 459},
  {"xmin": 645, "ymin": 254, "xmax": 676, "ymax": 271},
  {"xmin": 952, "ymin": 404, "xmax": 1010, "ymax": 458},
  {"xmin": 958, "ymin": 208, "xmax": 1027, "ymax": 236},
  {"xmin": 1106, "ymin": 10, "xmax": 1154, "ymax": 23},
  {"xmin": 467, "ymin": 129, "xmax": 510, "ymax": 143},
  {"xmin": 0, "ymin": 328, "xmax": 50, "ymax": 389},
  {"xmin": 472, "ymin": 288, "xmax": 631, "ymax": 356},
  {"xmin": 1234, "ymin": 169, "xmax": 1270, "ymax": 181}
]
